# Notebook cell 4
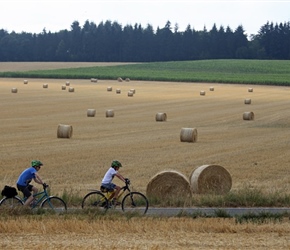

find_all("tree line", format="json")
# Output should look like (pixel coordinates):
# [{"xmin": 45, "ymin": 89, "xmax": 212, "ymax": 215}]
[{"xmin": 0, "ymin": 20, "xmax": 289, "ymax": 62}]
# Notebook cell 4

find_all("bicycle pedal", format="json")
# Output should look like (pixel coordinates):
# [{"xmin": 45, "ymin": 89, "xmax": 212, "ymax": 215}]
[
  {"xmin": 30, "ymin": 202, "xmax": 37, "ymax": 207},
  {"xmin": 112, "ymin": 200, "xmax": 121, "ymax": 206},
  {"xmin": 30, "ymin": 199, "xmax": 38, "ymax": 207},
  {"xmin": 92, "ymin": 201, "xmax": 100, "ymax": 206}
]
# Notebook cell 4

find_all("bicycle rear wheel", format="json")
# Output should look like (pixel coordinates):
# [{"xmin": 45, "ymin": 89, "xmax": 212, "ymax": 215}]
[
  {"xmin": 82, "ymin": 191, "xmax": 108, "ymax": 211},
  {"xmin": 122, "ymin": 192, "xmax": 149, "ymax": 215},
  {"xmin": 0, "ymin": 196, "xmax": 23, "ymax": 208},
  {"xmin": 41, "ymin": 196, "xmax": 67, "ymax": 212}
]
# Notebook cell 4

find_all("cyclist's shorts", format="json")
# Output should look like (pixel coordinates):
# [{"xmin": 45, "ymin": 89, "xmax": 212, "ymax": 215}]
[
  {"xmin": 101, "ymin": 183, "xmax": 116, "ymax": 191},
  {"xmin": 17, "ymin": 184, "xmax": 33, "ymax": 198}
]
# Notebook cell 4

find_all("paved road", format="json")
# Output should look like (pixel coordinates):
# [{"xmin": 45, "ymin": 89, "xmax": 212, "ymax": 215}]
[{"xmin": 145, "ymin": 207, "xmax": 290, "ymax": 216}]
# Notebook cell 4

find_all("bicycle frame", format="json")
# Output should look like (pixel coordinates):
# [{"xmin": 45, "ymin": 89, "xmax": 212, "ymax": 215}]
[
  {"xmin": 22, "ymin": 186, "xmax": 51, "ymax": 208},
  {"xmin": 0, "ymin": 185, "xmax": 67, "ymax": 212},
  {"xmin": 103, "ymin": 182, "xmax": 130, "ymax": 202},
  {"xmin": 82, "ymin": 180, "xmax": 148, "ymax": 214}
]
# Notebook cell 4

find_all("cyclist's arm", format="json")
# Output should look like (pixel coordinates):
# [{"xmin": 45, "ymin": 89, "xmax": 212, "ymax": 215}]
[
  {"xmin": 115, "ymin": 172, "xmax": 126, "ymax": 183},
  {"xmin": 34, "ymin": 172, "xmax": 45, "ymax": 185}
]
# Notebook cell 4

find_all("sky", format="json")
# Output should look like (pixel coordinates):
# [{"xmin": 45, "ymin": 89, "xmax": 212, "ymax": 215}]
[{"xmin": 1, "ymin": 0, "xmax": 290, "ymax": 37}]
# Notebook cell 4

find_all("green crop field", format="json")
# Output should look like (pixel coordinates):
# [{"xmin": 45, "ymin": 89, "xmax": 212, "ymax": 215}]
[{"xmin": 1, "ymin": 60, "xmax": 290, "ymax": 85}]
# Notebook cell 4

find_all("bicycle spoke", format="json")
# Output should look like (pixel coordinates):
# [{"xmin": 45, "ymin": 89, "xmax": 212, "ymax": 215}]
[
  {"xmin": 0, "ymin": 197, "xmax": 23, "ymax": 208},
  {"xmin": 41, "ymin": 197, "xmax": 67, "ymax": 212},
  {"xmin": 122, "ymin": 192, "xmax": 149, "ymax": 215},
  {"xmin": 82, "ymin": 192, "xmax": 108, "ymax": 211}
]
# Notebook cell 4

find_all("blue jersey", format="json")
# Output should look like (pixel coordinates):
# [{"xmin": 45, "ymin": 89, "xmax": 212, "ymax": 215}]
[{"xmin": 17, "ymin": 167, "xmax": 37, "ymax": 186}]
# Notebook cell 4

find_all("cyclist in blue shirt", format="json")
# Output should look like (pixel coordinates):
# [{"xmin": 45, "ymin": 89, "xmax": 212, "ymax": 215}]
[{"xmin": 16, "ymin": 160, "xmax": 46, "ymax": 206}]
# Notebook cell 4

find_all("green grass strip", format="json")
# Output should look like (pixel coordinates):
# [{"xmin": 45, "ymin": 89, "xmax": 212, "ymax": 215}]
[{"xmin": 1, "ymin": 59, "xmax": 290, "ymax": 86}]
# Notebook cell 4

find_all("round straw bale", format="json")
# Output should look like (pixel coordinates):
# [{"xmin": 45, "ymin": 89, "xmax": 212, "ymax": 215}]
[
  {"xmin": 43, "ymin": 83, "xmax": 48, "ymax": 88},
  {"xmin": 125, "ymin": 78, "xmax": 130, "ymax": 82},
  {"xmin": 248, "ymin": 88, "xmax": 253, "ymax": 92},
  {"xmin": 68, "ymin": 87, "xmax": 74, "ymax": 92},
  {"xmin": 155, "ymin": 112, "xmax": 167, "ymax": 122},
  {"xmin": 91, "ymin": 78, "xmax": 98, "ymax": 83},
  {"xmin": 117, "ymin": 77, "xmax": 123, "ymax": 82},
  {"xmin": 180, "ymin": 128, "xmax": 197, "ymax": 142},
  {"xmin": 200, "ymin": 90, "xmax": 206, "ymax": 96},
  {"xmin": 209, "ymin": 87, "xmax": 214, "ymax": 91},
  {"xmin": 190, "ymin": 165, "xmax": 232, "ymax": 194},
  {"xmin": 107, "ymin": 86, "xmax": 112, "ymax": 91},
  {"xmin": 128, "ymin": 91, "xmax": 134, "ymax": 97},
  {"xmin": 243, "ymin": 111, "xmax": 254, "ymax": 120},
  {"xmin": 57, "ymin": 124, "xmax": 73, "ymax": 139},
  {"xmin": 66, "ymin": 81, "xmax": 70, "ymax": 86},
  {"xmin": 244, "ymin": 99, "xmax": 251, "ymax": 104},
  {"xmin": 106, "ymin": 109, "xmax": 114, "ymax": 117},
  {"xmin": 23, "ymin": 80, "xmax": 28, "ymax": 84},
  {"xmin": 87, "ymin": 109, "xmax": 96, "ymax": 117},
  {"xmin": 146, "ymin": 170, "xmax": 192, "ymax": 201},
  {"xmin": 116, "ymin": 89, "xmax": 121, "ymax": 94},
  {"xmin": 11, "ymin": 88, "xmax": 18, "ymax": 93},
  {"xmin": 61, "ymin": 85, "xmax": 66, "ymax": 90}
]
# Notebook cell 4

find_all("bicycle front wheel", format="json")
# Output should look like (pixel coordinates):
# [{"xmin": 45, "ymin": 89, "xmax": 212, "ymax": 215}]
[
  {"xmin": 41, "ymin": 196, "xmax": 67, "ymax": 212},
  {"xmin": 0, "ymin": 196, "xmax": 23, "ymax": 208},
  {"xmin": 122, "ymin": 192, "xmax": 149, "ymax": 215},
  {"xmin": 82, "ymin": 191, "xmax": 108, "ymax": 211}
]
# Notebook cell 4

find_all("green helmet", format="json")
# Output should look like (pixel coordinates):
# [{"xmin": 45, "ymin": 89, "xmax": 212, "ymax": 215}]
[
  {"xmin": 111, "ymin": 160, "xmax": 122, "ymax": 168},
  {"xmin": 31, "ymin": 160, "xmax": 43, "ymax": 168}
]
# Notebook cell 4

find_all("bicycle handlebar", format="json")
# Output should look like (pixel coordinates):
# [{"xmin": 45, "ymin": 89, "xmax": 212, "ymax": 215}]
[{"xmin": 125, "ymin": 178, "xmax": 130, "ymax": 185}]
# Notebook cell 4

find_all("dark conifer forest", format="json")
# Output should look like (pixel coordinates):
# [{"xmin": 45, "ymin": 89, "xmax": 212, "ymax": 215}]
[{"xmin": 0, "ymin": 20, "xmax": 289, "ymax": 62}]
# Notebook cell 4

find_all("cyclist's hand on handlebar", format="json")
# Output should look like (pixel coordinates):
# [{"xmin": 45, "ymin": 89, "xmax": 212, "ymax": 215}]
[
  {"xmin": 43, "ymin": 183, "xmax": 49, "ymax": 188},
  {"xmin": 125, "ymin": 178, "xmax": 130, "ymax": 185}
]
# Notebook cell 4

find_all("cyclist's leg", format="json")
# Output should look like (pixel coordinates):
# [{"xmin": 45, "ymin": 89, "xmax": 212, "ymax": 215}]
[
  {"xmin": 31, "ymin": 185, "xmax": 38, "ymax": 196},
  {"xmin": 108, "ymin": 184, "xmax": 122, "ymax": 205},
  {"xmin": 113, "ymin": 185, "xmax": 121, "ymax": 199},
  {"xmin": 101, "ymin": 183, "xmax": 116, "ymax": 200},
  {"xmin": 18, "ymin": 184, "xmax": 34, "ymax": 206}
]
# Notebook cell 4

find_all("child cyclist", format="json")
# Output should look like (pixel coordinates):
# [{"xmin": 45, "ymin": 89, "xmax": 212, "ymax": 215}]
[
  {"xmin": 16, "ymin": 160, "xmax": 47, "ymax": 206},
  {"xmin": 101, "ymin": 160, "xmax": 127, "ymax": 205}
]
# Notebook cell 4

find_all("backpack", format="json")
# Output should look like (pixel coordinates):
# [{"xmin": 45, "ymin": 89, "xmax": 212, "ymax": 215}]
[{"xmin": 1, "ymin": 185, "xmax": 18, "ymax": 198}]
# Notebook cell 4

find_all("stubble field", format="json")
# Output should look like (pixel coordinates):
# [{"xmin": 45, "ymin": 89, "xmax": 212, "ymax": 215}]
[{"xmin": 0, "ymin": 63, "xmax": 290, "ymax": 249}]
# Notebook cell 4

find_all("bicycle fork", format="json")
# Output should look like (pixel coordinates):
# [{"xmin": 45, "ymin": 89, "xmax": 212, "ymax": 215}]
[{"xmin": 129, "ymin": 193, "xmax": 136, "ymax": 207}]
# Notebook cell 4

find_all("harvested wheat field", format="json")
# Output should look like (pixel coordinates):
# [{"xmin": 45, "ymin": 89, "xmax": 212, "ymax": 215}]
[
  {"xmin": 1, "ymin": 77, "xmax": 290, "ymax": 195},
  {"xmin": 1, "ymin": 215, "xmax": 290, "ymax": 250},
  {"xmin": 1, "ymin": 67, "xmax": 290, "ymax": 249},
  {"xmin": 0, "ymin": 62, "xmax": 134, "ymax": 72}
]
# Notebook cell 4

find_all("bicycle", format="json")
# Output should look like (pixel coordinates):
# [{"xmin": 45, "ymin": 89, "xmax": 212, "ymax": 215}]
[
  {"xmin": 81, "ymin": 179, "xmax": 149, "ymax": 215},
  {"xmin": 0, "ymin": 184, "xmax": 67, "ymax": 212}
]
